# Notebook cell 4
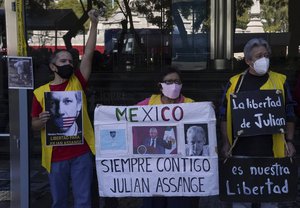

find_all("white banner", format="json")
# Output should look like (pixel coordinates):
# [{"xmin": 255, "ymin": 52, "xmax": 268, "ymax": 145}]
[{"xmin": 94, "ymin": 102, "xmax": 219, "ymax": 197}]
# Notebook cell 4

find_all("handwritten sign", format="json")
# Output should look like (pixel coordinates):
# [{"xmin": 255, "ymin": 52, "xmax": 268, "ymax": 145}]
[
  {"xmin": 94, "ymin": 102, "xmax": 219, "ymax": 197},
  {"xmin": 230, "ymin": 90, "xmax": 286, "ymax": 137},
  {"xmin": 97, "ymin": 157, "xmax": 218, "ymax": 196},
  {"xmin": 219, "ymin": 157, "xmax": 297, "ymax": 202}
]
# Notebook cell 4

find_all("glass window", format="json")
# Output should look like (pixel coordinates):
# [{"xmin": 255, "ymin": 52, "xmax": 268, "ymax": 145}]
[
  {"xmin": 233, "ymin": 0, "xmax": 293, "ymax": 71},
  {"xmin": 26, "ymin": 0, "xmax": 210, "ymax": 72},
  {"xmin": 171, "ymin": 0, "xmax": 210, "ymax": 70}
]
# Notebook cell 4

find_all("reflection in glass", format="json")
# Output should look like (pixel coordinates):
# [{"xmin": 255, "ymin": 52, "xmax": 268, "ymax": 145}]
[{"xmin": 172, "ymin": 0, "xmax": 210, "ymax": 70}]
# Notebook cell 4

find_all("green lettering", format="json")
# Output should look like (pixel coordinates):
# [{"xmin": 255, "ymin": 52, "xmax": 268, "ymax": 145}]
[
  {"xmin": 129, "ymin": 107, "xmax": 138, "ymax": 122},
  {"xmin": 115, "ymin": 108, "xmax": 128, "ymax": 121}
]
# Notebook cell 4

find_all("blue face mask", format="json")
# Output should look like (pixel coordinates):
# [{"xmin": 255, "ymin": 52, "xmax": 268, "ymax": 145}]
[{"xmin": 54, "ymin": 64, "xmax": 74, "ymax": 79}]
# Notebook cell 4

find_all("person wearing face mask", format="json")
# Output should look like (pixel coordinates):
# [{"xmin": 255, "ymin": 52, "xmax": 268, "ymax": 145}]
[
  {"xmin": 220, "ymin": 38, "xmax": 296, "ymax": 208},
  {"xmin": 31, "ymin": 9, "xmax": 99, "ymax": 208},
  {"xmin": 137, "ymin": 66, "xmax": 193, "ymax": 106},
  {"xmin": 137, "ymin": 66, "xmax": 198, "ymax": 208}
]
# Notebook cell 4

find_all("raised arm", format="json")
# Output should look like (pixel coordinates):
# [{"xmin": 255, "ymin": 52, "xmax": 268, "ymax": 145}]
[{"xmin": 80, "ymin": 9, "xmax": 99, "ymax": 81}]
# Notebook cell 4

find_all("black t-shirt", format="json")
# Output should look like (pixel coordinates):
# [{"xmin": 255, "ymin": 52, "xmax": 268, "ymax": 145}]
[{"xmin": 231, "ymin": 71, "xmax": 273, "ymax": 156}]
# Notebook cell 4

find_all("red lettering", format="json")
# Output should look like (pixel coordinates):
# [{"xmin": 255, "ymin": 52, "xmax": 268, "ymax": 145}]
[
  {"xmin": 161, "ymin": 107, "xmax": 170, "ymax": 121},
  {"xmin": 172, "ymin": 106, "xmax": 183, "ymax": 121}
]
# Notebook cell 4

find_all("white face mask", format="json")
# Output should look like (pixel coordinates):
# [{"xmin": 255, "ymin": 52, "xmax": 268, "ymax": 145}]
[{"xmin": 253, "ymin": 57, "xmax": 269, "ymax": 75}]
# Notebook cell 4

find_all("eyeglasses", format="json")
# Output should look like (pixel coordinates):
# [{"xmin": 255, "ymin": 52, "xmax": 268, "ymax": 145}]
[
  {"xmin": 162, "ymin": 80, "xmax": 182, "ymax": 85},
  {"xmin": 253, "ymin": 53, "xmax": 269, "ymax": 60}
]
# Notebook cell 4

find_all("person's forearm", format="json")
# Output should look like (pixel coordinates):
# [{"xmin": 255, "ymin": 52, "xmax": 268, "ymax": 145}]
[
  {"xmin": 286, "ymin": 122, "xmax": 295, "ymax": 141},
  {"xmin": 80, "ymin": 20, "xmax": 98, "ymax": 80},
  {"xmin": 31, "ymin": 117, "xmax": 45, "ymax": 131},
  {"xmin": 221, "ymin": 121, "xmax": 229, "ymax": 145},
  {"xmin": 84, "ymin": 22, "xmax": 98, "ymax": 57}
]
